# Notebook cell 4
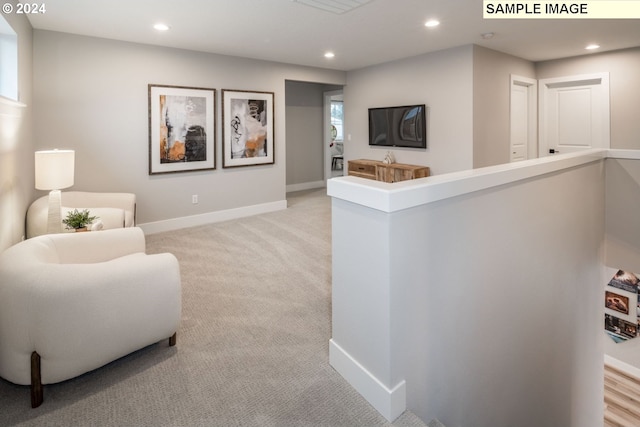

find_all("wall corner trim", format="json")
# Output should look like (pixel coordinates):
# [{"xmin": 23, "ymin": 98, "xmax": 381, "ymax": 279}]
[{"xmin": 329, "ymin": 339, "xmax": 406, "ymax": 422}]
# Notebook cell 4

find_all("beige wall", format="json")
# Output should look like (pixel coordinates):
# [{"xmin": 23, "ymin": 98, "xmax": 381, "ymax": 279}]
[
  {"xmin": 344, "ymin": 45, "xmax": 475, "ymax": 175},
  {"xmin": 285, "ymin": 80, "xmax": 340, "ymax": 187},
  {"xmin": 32, "ymin": 30, "xmax": 345, "ymax": 227},
  {"xmin": 605, "ymin": 158, "xmax": 640, "ymax": 273},
  {"xmin": 603, "ymin": 157, "xmax": 640, "ymax": 370},
  {"xmin": 472, "ymin": 46, "xmax": 640, "ymax": 168},
  {"xmin": 536, "ymin": 47, "xmax": 640, "ymax": 150},
  {"xmin": 472, "ymin": 45, "xmax": 536, "ymax": 168},
  {"xmin": 0, "ymin": 3, "xmax": 33, "ymax": 252},
  {"xmin": 3, "ymin": 24, "xmax": 639, "ymax": 248}
]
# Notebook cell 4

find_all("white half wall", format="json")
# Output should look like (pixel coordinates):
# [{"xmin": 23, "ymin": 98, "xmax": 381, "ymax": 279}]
[{"xmin": 329, "ymin": 149, "xmax": 609, "ymax": 427}]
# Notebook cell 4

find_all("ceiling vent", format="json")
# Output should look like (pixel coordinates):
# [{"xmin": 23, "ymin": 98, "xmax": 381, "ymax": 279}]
[{"xmin": 292, "ymin": 0, "xmax": 374, "ymax": 14}]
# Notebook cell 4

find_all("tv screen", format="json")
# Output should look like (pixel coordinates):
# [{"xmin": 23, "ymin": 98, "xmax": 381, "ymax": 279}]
[{"xmin": 368, "ymin": 104, "xmax": 427, "ymax": 149}]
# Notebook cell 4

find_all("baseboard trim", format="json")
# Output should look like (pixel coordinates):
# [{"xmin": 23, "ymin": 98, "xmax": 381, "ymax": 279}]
[
  {"xmin": 138, "ymin": 200, "xmax": 288, "ymax": 235},
  {"xmin": 329, "ymin": 339, "xmax": 406, "ymax": 422},
  {"xmin": 286, "ymin": 181, "xmax": 326, "ymax": 193}
]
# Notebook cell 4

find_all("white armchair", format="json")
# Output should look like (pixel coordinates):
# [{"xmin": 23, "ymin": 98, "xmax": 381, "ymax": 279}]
[
  {"xmin": 0, "ymin": 227, "xmax": 181, "ymax": 407},
  {"xmin": 26, "ymin": 191, "xmax": 136, "ymax": 238}
]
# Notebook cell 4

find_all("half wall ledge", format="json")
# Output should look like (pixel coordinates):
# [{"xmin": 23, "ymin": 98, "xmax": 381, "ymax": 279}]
[{"xmin": 327, "ymin": 148, "xmax": 626, "ymax": 212}]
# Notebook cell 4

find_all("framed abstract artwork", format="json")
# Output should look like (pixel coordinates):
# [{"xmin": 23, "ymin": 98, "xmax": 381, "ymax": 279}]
[
  {"xmin": 148, "ymin": 84, "xmax": 216, "ymax": 174},
  {"xmin": 221, "ymin": 89, "xmax": 274, "ymax": 168}
]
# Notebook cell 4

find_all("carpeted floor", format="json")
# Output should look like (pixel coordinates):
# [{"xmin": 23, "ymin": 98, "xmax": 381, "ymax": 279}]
[{"xmin": 0, "ymin": 188, "xmax": 428, "ymax": 427}]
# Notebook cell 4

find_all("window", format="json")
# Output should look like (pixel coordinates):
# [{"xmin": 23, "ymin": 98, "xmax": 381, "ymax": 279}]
[
  {"xmin": 0, "ymin": 15, "xmax": 18, "ymax": 101},
  {"xmin": 330, "ymin": 100, "xmax": 343, "ymax": 142}
]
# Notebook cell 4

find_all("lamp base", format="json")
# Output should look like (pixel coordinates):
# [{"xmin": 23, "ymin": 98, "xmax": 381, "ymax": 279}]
[{"xmin": 46, "ymin": 189, "xmax": 63, "ymax": 234}]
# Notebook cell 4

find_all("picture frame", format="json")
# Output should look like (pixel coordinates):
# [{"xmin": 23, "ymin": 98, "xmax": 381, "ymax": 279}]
[
  {"xmin": 605, "ymin": 314, "xmax": 637, "ymax": 341},
  {"xmin": 606, "ymin": 290, "xmax": 630, "ymax": 315},
  {"xmin": 222, "ymin": 89, "xmax": 274, "ymax": 168},
  {"xmin": 148, "ymin": 84, "xmax": 216, "ymax": 174}
]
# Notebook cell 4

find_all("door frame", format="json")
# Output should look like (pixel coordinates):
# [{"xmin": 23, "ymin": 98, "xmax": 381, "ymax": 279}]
[
  {"xmin": 538, "ymin": 72, "xmax": 610, "ymax": 157},
  {"xmin": 510, "ymin": 74, "xmax": 538, "ymax": 162}
]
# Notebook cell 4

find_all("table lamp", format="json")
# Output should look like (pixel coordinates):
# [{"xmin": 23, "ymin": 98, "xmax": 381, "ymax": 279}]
[{"xmin": 35, "ymin": 149, "xmax": 75, "ymax": 234}]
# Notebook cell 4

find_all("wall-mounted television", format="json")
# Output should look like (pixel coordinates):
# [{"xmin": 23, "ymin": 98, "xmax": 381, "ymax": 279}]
[{"xmin": 368, "ymin": 104, "xmax": 427, "ymax": 149}]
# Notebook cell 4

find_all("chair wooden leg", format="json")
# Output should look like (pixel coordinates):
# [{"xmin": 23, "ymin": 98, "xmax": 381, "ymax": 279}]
[
  {"xmin": 169, "ymin": 332, "xmax": 177, "ymax": 347},
  {"xmin": 31, "ymin": 351, "xmax": 43, "ymax": 408}
]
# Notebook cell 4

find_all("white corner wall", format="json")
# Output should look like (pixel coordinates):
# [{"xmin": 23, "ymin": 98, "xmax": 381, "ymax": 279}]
[{"xmin": 329, "ymin": 150, "xmax": 608, "ymax": 427}]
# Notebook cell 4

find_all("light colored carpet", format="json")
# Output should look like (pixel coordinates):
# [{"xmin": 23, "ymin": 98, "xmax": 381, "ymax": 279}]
[{"xmin": 0, "ymin": 188, "xmax": 428, "ymax": 426}]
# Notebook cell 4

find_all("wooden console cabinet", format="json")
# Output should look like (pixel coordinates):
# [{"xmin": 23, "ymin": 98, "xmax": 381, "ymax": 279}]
[{"xmin": 348, "ymin": 159, "xmax": 430, "ymax": 183}]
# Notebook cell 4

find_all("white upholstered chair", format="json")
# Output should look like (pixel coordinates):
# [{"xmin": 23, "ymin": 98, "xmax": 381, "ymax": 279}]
[
  {"xmin": 26, "ymin": 191, "xmax": 136, "ymax": 238},
  {"xmin": 0, "ymin": 227, "xmax": 181, "ymax": 407}
]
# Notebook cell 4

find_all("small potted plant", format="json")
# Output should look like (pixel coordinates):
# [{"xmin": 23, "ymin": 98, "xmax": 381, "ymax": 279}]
[{"xmin": 62, "ymin": 209, "xmax": 98, "ymax": 232}]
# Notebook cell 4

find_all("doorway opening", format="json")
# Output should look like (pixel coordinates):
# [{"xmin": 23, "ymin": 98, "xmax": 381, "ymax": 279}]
[{"xmin": 324, "ymin": 89, "xmax": 344, "ymax": 180}]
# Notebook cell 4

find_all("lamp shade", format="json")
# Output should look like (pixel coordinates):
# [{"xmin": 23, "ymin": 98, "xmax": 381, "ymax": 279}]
[{"xmin": 35, "ymin": 149, "xmax": 75, "ymax": 190}]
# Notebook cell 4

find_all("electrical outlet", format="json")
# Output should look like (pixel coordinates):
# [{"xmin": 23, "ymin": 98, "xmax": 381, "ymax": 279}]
[{"xmin": 192, "ymin": 195, "xmax": 198, "ymax": 204}]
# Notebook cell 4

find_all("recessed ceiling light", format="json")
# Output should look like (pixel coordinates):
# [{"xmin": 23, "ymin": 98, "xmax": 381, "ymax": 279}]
[
  {"xmin": 324, "ymin": 52, "xmax": 335, "ymax": 59},
  {"xmin": 585, "ymin": 44, "xmax": 600, "ymax": 50},
  {"xmin": 424, "ymin": 19, "xmax": 440, "ymax": 28},
  {"xmin": 154, "ymin": 23, "xmax": 170, "ymax": 31},
  {"xmin": 481, "ymin": 32, "xmax": 495, "ymax": 40}
]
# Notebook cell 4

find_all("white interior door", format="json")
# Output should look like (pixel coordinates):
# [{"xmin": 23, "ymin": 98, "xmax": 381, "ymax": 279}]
[
  {"xmin": 539, "ymin": 73, "xmax": 610, "ymax": 157},
  {"xmin": 510, "ymin": 75, "xmax": 537, "ymax": 162}
]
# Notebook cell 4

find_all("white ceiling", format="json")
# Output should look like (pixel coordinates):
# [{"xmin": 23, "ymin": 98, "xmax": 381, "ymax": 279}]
[{"xmin": 26, "ymin": 0, "xmax": 640, "ymax": 71}]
